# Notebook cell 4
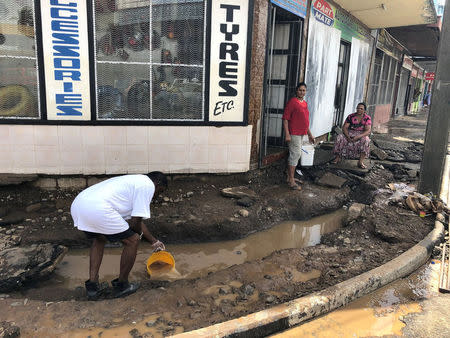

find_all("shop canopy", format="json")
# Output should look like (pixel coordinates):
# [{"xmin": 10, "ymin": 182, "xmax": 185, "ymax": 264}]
[{"xmin": 332, "ymin": 0, "xmax": 437, "ymax": 29}]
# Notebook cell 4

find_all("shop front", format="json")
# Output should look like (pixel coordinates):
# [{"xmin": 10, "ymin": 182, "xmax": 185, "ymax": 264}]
[
  {"xmin": 366, "ymin": 30, "xmax": 404, "ymax": 128},
  {"xmin": 394, "ymin": 55, "xmax": 412, "ymax": 116},
  {"xmin": 0, "ymin": 0, "xmax": 255, "ymax": 175},
  {"xmin": 304, "ymin": 0, "xmax": 372, "ymax": 137}
]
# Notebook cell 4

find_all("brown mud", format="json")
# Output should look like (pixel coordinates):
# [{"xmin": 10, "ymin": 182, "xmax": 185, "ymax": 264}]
[
  {"xmin": 0, "ymin": 163, "xmax": 435, "ymax": 337},
  {"xmin": 0, "ymin": 127, "xmax": 437, "ymax": 336}
]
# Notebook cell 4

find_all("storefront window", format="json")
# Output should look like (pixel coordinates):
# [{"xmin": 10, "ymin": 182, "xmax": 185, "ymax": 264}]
[
  {"xmin": 0, "ymin": 0, "xmax": 40, "ymax": 118},
  {"xmin": 94, "ymin": 0, "xmax": 205, "ymax": 120}
]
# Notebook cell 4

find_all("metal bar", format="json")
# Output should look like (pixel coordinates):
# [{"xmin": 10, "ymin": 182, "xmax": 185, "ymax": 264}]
[{"xmin": 439, "ymin": 239, "xmax": 450, "ymax": 293}]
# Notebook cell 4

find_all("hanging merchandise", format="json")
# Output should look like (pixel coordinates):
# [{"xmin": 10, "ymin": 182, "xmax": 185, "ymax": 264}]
[
  {"xmin": 127, "ymin": 29, "xmax": 146, "ymax": 51},
  {"xmin": 97, "ymin": 86, "xmax": 125, "ymax": 118},
  {"xmin": 127, "ymin": 80, "xmax": 150, "ymax": 118}
]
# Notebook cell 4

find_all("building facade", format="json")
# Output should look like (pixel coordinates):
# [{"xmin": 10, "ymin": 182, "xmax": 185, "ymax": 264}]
[{"xmin": 0, "ymin": 0, "xmax": 437, "ymax": 175}]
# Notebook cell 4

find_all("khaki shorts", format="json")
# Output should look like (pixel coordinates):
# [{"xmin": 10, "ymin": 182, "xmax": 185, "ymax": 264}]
[{"xmin": 288, "ymin": 135, "xmax": 304, "ymax": 166}]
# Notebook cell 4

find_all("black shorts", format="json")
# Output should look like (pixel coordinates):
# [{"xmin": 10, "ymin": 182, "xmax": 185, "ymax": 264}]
[{"xmin": 83, "ymin": 228, "xmax": 137, "ymax": 242}]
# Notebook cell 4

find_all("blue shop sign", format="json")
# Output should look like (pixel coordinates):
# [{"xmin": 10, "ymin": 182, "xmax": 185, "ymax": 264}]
[{"xmin": 271, "ymin": 0, "xmax": 307, "ymax": 18}]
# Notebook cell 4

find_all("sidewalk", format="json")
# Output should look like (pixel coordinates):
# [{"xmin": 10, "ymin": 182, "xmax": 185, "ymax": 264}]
[{"xmin": 272, "ymin": 108, "xmax": 450, "ymax": 337}]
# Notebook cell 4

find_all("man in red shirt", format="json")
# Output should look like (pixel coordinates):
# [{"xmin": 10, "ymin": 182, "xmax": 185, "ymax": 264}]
[{"xmin": 282, "ymin": 82, "xmax": 315, "ymax": 190}]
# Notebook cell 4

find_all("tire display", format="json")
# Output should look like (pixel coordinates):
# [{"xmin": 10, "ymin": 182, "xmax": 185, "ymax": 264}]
[{"xmin": 0, "ymin": 85, "xmax": 35, "ymax": 117}]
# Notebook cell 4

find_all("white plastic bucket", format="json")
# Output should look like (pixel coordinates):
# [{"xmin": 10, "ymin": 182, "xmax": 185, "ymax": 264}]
[{"xmin": 300, "ymin": 144, "xmax": 315, "ymax": 166}]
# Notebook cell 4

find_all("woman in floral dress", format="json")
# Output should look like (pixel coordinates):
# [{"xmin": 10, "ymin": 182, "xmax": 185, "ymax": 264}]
[{"xmin": 332, "ymin": 102, "xmax": 371, "ymax": 169}]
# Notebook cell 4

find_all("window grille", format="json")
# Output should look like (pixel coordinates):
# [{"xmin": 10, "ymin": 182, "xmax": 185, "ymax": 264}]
[
  {"xmin": 0, "ymin": 0, "xmax": 40, "ymax": 119},
  {"xmin": 93, "ymin": 0, "xmax": 206, "ymax": 121}
]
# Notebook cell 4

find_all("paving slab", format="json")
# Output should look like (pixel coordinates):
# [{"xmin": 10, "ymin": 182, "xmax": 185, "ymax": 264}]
[{"xmin": 317, "ymin": 172, "xmax": 347, "ymax": 188}]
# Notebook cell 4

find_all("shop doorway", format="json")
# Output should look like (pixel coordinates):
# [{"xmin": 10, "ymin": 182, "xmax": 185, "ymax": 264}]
[
  {"xmin": 333, "ymin": 40, "xmax": 351, "ymax": 127},
  {"xmin": 395, "ymin": 68, "xmax": 410, "ymax": 115},
  {"xmin": 261, "ymin": 5, "xmax": 303, "ymax": 158}
]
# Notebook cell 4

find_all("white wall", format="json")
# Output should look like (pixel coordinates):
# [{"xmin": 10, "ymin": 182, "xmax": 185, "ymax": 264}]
[
  {"xmin": 305, "ymin": 18, "xmax": 341, "ymax": 137},
  {"xmin": 343, "ymin": 38, "xmax": 371, "ymax": 121},
  {"xmin": 0, "ymin": 125, "xmax": 252, "ymax": 175}
]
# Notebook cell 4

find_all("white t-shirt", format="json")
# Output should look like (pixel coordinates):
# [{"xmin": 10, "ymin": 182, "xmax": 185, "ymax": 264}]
[{"xmin": 71, "ymin": 175, "xmax": 155, "ymax": 234}]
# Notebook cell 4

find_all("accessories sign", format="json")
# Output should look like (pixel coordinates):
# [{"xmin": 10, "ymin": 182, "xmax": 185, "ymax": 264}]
[{"xmin": 40, "ymin": 0, "xmax": 91, "ymax": 120}]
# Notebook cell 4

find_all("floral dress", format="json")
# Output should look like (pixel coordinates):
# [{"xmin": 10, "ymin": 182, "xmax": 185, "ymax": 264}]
[{"xmin": 333, "ymin": 113, "xmax": 371, "ymax": 159}]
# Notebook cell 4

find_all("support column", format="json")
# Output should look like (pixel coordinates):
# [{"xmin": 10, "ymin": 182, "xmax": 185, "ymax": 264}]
[{"xmin": 418, "ymin": 0, "xmax": 450, "ymax": 194}]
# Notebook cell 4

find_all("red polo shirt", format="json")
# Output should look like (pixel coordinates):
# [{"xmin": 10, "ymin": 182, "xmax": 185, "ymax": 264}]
[{"xmin": 282, "ymin": 98, "xmax": 310, "ymax": 135}]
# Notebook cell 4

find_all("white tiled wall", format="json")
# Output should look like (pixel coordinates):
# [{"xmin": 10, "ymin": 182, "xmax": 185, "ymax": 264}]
[{"xmin": 0, "ymin": 125, "xmax": 253, "ymax": 174}]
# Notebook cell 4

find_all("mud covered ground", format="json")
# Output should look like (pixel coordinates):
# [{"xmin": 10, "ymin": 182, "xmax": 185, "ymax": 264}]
[{"xmin": 0, "ymin": 119, "xmax": 439, "ymax": 336}]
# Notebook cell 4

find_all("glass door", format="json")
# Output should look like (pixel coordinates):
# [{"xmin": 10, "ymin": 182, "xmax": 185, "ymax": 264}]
[
  {"xmin": 262, "ymin": 5, "xmax": 303, "ymax": 156},
  {"xmin": 333, "ymin": 40, "xmax": 350, "ymax": 127}
]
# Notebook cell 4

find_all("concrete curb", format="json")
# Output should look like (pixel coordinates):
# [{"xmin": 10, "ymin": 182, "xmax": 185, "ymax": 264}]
[{"xmin": 173, "ymin": 219, "xmax": 445, "ymax": 338}]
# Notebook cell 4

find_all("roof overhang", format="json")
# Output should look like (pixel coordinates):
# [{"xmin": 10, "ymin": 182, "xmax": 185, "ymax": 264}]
[
  {"xmin": 332, "ymin": 0, "xmax": 437, "ymax": 29},
  {"xmin": 387, "ymin": 24, "xmax": 440, "ymax": 59}
]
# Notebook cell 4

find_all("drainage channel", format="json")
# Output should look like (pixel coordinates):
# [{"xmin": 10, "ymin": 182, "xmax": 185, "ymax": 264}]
[
  {"xmin": 41, "ymin": 209, "xmax": 346, "ymax": 290},
  {"xmin": 271, "ymin": 259, "xmax": 442, "ymax": 337}
]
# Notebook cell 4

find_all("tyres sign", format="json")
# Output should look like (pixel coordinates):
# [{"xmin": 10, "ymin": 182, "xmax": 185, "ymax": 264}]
[
  {"xmin": 40, "ymin": 0, "xmax": 91, "ymax": 120},
  {"xmin": 209, "ymin": 0, "xmax": 249, "ymax": 123},
  {"xmin": 312, "ymin": 0, "xmax": 334, "ymax": 26}
]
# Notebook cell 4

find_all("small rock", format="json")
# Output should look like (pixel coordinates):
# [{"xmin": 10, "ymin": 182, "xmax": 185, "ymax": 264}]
[
  {"xmin": 221, "ymin": 186, "xmax": 258, "ymax": 199},
  {"xmin": 61, "ymin": 216, "xmax": 67, "ymax": 221},
  {"xmin": 238, "ymin": 209, "xmax": 249, "ymax": 217},
  {"xmin": 235, "ymin": 250, "xmax": 242, "ymax": 255},
  {"xmin": 187, "ymin": 214, "xmax": 197, "ymax": 221},
  {"xmin": 26, "ymin": 203, "xmax": 42, "ymax": 213},
  {"xmin": 163, "ymin": 197, "xmax": 170, "ymax": 202},
  {"xmin": 407, "ymin": 170, "xmax": 418, "ymax": 178},
  {"xmin": 265, "ymin": 207, "xmax": 273, "ymax": 212},
  {"xmin": 189, "ymin": 312, "xmax": 201, "ymax": 320},
  {"xmin": 344, "ymin": 238, "xmax": 351, "ymax": 244},
  {"xmin": 44, "ymin": 218, "xmax": 50, "ymax": 222},
  {"xmin": 346, "ymin": 203, "xmax": 366, "ymax": 223},
  {"xmin": 10, "ymin": 302, "xmax": 22, "ymax": 307},
  {"xmin": 176, "ymin": 300, "xmax": 183, "ymax": 307},
  {"xmin": 58, "ymin": 209, "xmax": 63, "ymax": 213},
  {"xmin": 129, "ymin": 328, "xmax": 140, "ymax": 338},
  {"xmin": 187, "ymin": 299, "xmax": 197, "ymax": 306},
  {"xmin": 186, "ymin": 191, "xmax": 194, "ymax": 197},
  {"xmin": 264, "ymin": 275, "xmax": 272, "ymax": 279},
  {"xmin": 228, "ymin": 217, "xmax": 240, "ymax": 223},
  {"xmin": 243, "ymin": 285, "xmax": 254, "ymax": 296},
  {"xmin": 219, "ymin": 287, "xmax": 228, "ymax": 295},
  {"xmin": 237, "ymin": 197, "xmax": 254, "ymax": 207},
  {"xmin": 265, "ymin": 295, "xmax": 276, "ymax": 303}
]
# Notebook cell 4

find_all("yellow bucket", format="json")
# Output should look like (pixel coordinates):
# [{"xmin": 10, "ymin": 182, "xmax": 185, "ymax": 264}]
[{"xmin": 146, "ymin": 251, "xmax": 175, "ymax": 276}]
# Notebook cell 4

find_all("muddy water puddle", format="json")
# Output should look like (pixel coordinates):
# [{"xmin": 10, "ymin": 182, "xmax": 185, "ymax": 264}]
[
  {"xmin": 42, "ymin": 209, "xmax": 346, "ymax": 289},
  {"xmin": 272, "ymin": 260, "xmax": 441, "ymax": 337}
]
